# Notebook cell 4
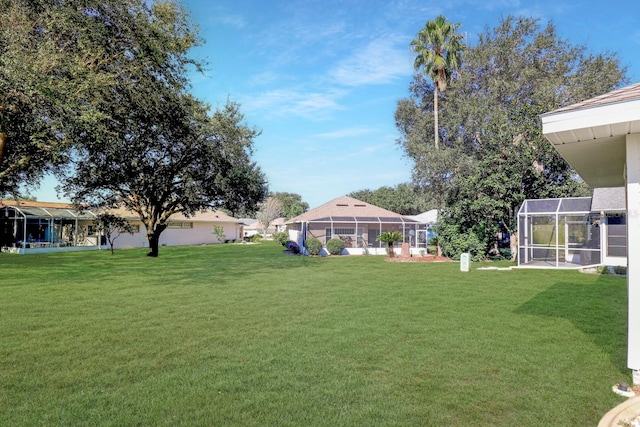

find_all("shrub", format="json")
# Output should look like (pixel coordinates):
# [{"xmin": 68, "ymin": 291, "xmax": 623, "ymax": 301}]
[
  {"xmin": 499, "ymin": 248, "xmax": 511, "ymax": 259},
  {"xmin": 326, "ymin": 238, "xmax": 346, "ymax": 255},
  {"xmin": 613, "ymin": 265, "xmax": 627, "ymax": 275},
  {"xmin": 273, "ymin": 231, "xmax": 289, "ymax": 246},
  {"xmin": 212, "ymin": 225, "xmax": 226, "ymax": 242},
  {"xmin": 438, "ymin": 222, "xmax": 486, "ymax": 261},
  {"xmin": 251, "ymin": 234, "xmax": 262, "ymax": 243},
  {"xmin": 305, "ymin": 237, "xmax": 322, "ymax": 255}
]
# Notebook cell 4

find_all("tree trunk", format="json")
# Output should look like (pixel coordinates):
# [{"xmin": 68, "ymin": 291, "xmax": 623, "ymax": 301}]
[
  {"xmin": 146, "ymin": 223, "xmax": 167, "ymax": 257},
  {"xmin": 0, "ymin": 131, "xmax": 6, "ymax": 165},
  {"xmin": 388, "ymin": 242, "xmax": 394, "ymax": 257},
  {"xmin": 510, "ymin": 234, "xmax": 518, "ymax": 262},
  {"xmin": 433, "ymin": 85, "xmax": 439, "ymax": 149},
  {"xmin": 147, "ymin": 232, "xmax": 160, "ymax": 257}
]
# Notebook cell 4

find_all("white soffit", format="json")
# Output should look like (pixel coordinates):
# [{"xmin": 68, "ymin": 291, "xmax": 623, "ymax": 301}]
[
  {"xmin": 551, "ymin": 136, "xmax": 626, "ymax": 187},
  {"xmin": 541, "ymin": 93, "xmax": 640, "ymax": 188}
]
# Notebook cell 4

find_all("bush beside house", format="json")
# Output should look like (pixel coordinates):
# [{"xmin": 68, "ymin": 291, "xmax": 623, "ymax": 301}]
[
  {"xmin": 326, "ymin": 238, "xmax": 346, "ymax": 255},
  {"xmin": 305, "ymin": 237, "xmax": 322, "ymax": 255}
]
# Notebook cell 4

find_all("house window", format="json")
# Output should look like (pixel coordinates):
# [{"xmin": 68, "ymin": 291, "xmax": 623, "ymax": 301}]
[
  {"xmin": 326, "ymin": 227, "xmax": 358, "ymax": 247},
  {"xmin": 127, "ymin": 224, "xmax": 141, "ymax": 233},
  {"xmin": 167, "ymin": 222, "xmax": 193, "ymax": 229},
  {"xmin": 334, "ymin": 227, "xmax": 355, "ymax": 235},
  {"xmin": 606, "ymin": 214, "xmax": 626, "ymax": 258}
]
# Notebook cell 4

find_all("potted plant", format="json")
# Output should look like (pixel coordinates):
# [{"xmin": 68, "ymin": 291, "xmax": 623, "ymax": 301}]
[{"xmin": 376, "ymin": 231, "xmax": 404, "ymax": 257}]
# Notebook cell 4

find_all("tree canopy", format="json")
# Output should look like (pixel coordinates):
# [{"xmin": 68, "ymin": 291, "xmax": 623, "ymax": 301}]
[
  {"xmin": 0, "ymin": 0, "xmax": 122, "ymax": 196},
  {"xmin": 42, "ymin": 0, "xmax": 268, "ymax": 256},
  {"xmin": 397, "ymin": 16, "xmax": 628, "ymax": 260},
  {"xmin": 64, "ymin": 96, "xmax": 267, "ymax": 257},
  {"xmin": 271, "ymin": 192, "xmax": 309, "ymax": 220},
  {"xmin": 348, "ymin": 183, "xmax": 433, "ymax": 215}
]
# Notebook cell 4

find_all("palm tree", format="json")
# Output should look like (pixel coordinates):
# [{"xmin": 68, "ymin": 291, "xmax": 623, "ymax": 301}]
[
  {"xmin": 410, "ymin": 15, "xmax": 465, "ymax": 149},
  {"xmin": 376, "ymin": 231, "xmax": 404, "ymax": 257}
]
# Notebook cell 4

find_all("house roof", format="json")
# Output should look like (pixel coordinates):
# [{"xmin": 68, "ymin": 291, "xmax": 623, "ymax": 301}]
[
  {"xmin": 287, "ymin": 195, "xmax": 418, "ymax": 224},
  {"xmin": 0, "ymin": 200, "xmax": 96, "ymax": 219},
  {"xmin": 591, "ymin": 187, "xmax": 626, "ymax": 212},
  {"xmin": 407, "ymin": 209, "xmax": 438, "ymax": 224},
  {"xmin": 1, "ymin": 200, "xmax": 81, "ymax": 209},
  {"xmin": 541, "ymin": 82, "xmax": 640, "ymax": 188},
  {"xmin": 239, "ymin": 218, "xmax": 258, "ymax": 226},
  {"xmin": 99, "ymin": 206, "xmax": 242, "ymax": 224},
  {"xmin": 1, "ymin": 199, "xmax": 242, "ymax": 224},
  {"xmin": 549, "ymin": 83, "xmax": 640, "ymax": 114}
]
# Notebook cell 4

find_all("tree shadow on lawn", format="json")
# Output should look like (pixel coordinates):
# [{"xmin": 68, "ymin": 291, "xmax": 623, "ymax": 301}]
[
  {"xmin": 0, "ymin": 243, "xmax": 325, "ymax": 288},
  {"xmin": 514, "ymin": 275, "xmax": 628, "ymax": 376}
]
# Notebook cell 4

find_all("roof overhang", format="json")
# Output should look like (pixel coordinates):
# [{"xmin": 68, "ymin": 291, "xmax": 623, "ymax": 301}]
[
  {"xmin": 541, "ymin": 97, "xmax": 640, "ymax": 187},
  {"xmin": 289, "ymin": 216, "xmax": 420, "ymax": 224}
]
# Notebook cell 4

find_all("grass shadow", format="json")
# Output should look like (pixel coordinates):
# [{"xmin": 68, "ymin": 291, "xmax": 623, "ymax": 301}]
[{"xmin": 514, "ymin": 274, "xmax": 628, "ymax": 376}]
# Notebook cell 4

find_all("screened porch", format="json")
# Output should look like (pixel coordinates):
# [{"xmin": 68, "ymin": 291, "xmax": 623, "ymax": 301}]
[
  {"xmin": 300, "ymin": 215, "xmax": 424, "ymax": 255},
  {"xmin": 517, "ymin": 197, "xmax": 601, "ymax": 268}
]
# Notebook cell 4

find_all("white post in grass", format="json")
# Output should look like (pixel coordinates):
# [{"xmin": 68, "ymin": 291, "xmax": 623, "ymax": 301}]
[
  {"xmin": 460, "ymin": 253, "xmax": 470, "ymax": 272},
  {"xmin": 626, "ymin": 134, "xmax": 640, "ymax": 383}
]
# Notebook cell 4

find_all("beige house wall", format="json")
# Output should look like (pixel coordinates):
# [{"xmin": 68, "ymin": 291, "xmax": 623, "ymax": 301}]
[{"xmin": 112, "ymin": 221, "xmax": 241, "ymax": 249}]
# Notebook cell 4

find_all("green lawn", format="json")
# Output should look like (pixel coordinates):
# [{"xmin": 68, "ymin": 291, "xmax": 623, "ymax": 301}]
[{"xmin": 0, "ymin": 242, "xmax": 629, "ymax": 426}]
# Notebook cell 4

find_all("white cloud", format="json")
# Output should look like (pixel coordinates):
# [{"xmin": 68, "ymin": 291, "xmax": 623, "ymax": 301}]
[
  {"xmin": 312, "ymin": 127, "xmax": 376, "ymax": 139},
  {"xmin": 328, "ymin": 36, "xmax": 413, "ymax": 86},
  {"xmin": 220, "ymin": 14, "xmax": 246, "ymax": 29},
  {"xmin": 243, "ymin": 88, "xmax": 346, "ymax": 120}
]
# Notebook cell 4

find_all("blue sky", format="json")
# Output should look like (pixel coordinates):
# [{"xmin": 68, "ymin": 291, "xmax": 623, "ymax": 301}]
[{"xmin": 32, "ymin": 0, "xmax": 640, "ymax": 209}]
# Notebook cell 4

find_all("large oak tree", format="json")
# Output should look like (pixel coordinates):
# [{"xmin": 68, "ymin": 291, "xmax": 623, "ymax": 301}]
[
  {"xmin": 65, "ymin": 95, "xmax": 267, "ymax": 257},
  {"xmin": 51, "ymin": 0, "xmax": 267, "ymax": 256}
]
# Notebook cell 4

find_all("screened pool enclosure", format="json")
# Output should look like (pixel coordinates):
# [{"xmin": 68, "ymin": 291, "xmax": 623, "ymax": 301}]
[
  {"xmin": 518, "ymin": 196, "xmax": 626, "ymax": 268},
  {"xmin": 0, "ymin": 202, "xmax": 101, "ymax": 254},
  {"xmin": 518, "ymin": 197, "xmax": 599, "ymax": 267}
]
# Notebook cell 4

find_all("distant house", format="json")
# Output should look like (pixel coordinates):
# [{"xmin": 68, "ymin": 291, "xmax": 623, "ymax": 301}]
[
  {"xmin": 242, "ymin": 216, "xmax": 286, "ymax": 238},
  {"xmin": 272, "ymin": 217, "xmax": 287, "ymax": 233},
  {"xmin": 0, "ymin": 200, "xmax": 243, "ymax": 253},
  {"xmin": 286, "ymin": 195, "xmax": 427, "ymax": 255},
  {"xmin": 95, "ymin": 206, "xmax": 244, "ymax": 249},
  {"xmin": 517, "ymin": 187, "xmax": 626, "ymax": 268},
  {"xmin": 240, "ymin": 218, "xmax": 260, "ymax": 239}
]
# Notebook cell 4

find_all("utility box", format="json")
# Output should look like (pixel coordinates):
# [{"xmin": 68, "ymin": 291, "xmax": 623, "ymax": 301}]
[{"xmin": 460, "ymin": 253, "xmax": 470, "ymax": 272}]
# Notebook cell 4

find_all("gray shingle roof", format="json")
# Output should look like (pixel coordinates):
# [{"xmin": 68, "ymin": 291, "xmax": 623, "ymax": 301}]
[
  {"xmin": 591, "ymin": 187, "xmax": 626, "ymax": 212},
  {"xmin": 287, "ymin": 195, "xmax": 410, "ymax": 223},
  {"xmin": 545, "ymin": 82, "xmax": 640, "ymax": 115}
]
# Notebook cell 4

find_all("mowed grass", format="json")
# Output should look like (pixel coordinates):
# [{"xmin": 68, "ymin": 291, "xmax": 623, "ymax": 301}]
[{"xmin": 0, "ymin": 242, "xmax": 629, "ymax": 426}]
